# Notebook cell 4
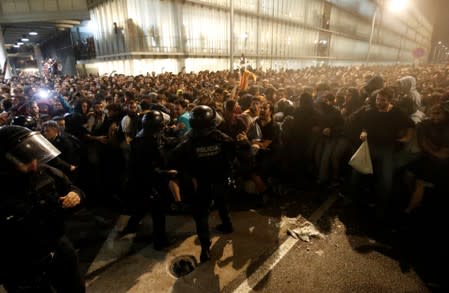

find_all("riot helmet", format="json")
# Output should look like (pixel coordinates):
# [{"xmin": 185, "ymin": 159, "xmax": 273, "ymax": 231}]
[
  {"xmin": 189, "ymin": 105, "xmax": 216, "ymax": 130},
  {"xmin": 11, "ymin": 115, "xmax": 37, "ymax": 130},
  {"xmin": 0, "ymin": 125, "xmax": 60, "ymax": 170},
  {"xmin": 141, "ymin": 110, "xmax": 164, "ymax": 132}
]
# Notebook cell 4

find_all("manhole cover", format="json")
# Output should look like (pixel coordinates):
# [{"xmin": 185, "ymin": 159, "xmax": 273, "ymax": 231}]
[{"xmin": 169, "ymin": 255, "xmax": 198, "ymax": 278}]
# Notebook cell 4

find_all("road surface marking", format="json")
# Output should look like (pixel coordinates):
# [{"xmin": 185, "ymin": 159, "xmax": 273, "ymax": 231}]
[{"xmin": 233, "ymin": 193, "xmax": 339, "ymax": 293}]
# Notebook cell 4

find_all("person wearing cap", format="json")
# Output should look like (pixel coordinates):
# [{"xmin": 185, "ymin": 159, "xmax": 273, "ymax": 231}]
[{"xmin": 0, "ymin": 125, "xmax": 85, "ymax": 292}]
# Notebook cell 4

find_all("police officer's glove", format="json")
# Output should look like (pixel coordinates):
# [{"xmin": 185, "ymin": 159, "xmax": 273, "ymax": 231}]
[{"xmin": 59, "ymin": 191, "xmax": 81, "ymax": 208}]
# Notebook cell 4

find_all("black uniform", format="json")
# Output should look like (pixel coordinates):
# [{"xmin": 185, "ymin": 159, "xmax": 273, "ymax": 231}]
[
  {"xmin": 0, "ymin": 125, "xmax": 85, "ymax": 293},
  {"xmin": 170, "ymin": 105, "xmax": 235, "ymax": 262},
  {"xmin": 50, "ymin": 133, "xmax": 82, "ymax": 181},
  {"xmin": 50, "ymin": 133, "xmax": 81, "ymax": 167},
  {"xmin": 124, "ymin": 110, "xmax": 177, "ymax": 249}
]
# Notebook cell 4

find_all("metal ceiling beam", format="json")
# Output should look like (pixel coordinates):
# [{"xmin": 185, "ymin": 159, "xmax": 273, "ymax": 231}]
[
  {"xmin": 47, "ymin": 19, "xmax": 81, "ymax": 26},
  {"xmin": 4, "ymin": 25, "xmax": 59, "ymax": 30},
  {"xmin": 86, "ymin": 0, "xmax": 109, "ymax": 9},
  {"xmin": 55, "ymin": 24, "xmax": 74, "ymax": 29},
  {"xmin": 26, "ymin": 0, "xmax": 31, "ymax": 13},
  {"xmin": 0, "ymin": 9, "xmax": 89, "ymax": 24}
]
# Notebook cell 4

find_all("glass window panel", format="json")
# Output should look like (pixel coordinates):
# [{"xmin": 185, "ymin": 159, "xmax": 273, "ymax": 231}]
[
  {"xmin": 234, "ymin": 0, "xmax": 257, "ymax": 12},
  {"xmin": 260, "ymin": 0, "xmax": 274, "ymax": 16},
  {"xmin": 306, "ymin": 0, "xmax": 323, "ymax": 27},
  {"xmin": 328, "ymin": 0, "xmax": 375, "ymax": 17},
  {"xmin": 88, "ymin": 0, "xmax": 432, "ymax": 67},
  {"xmin": 358, "ymin": 0, "xmax": 375, "ymax": 18},
  {"xmin": 330, "ymin": 35, "xmax": 368, "ymax": 60},
  {"xmin": 182, "ymin": 5, "xmax": 228, "ymax": 54},
  {"xmin": 378, "ymin": 29, "xmax": 397, "ymax": 48},
  {"xmin": 382, "ymin": 12, "xmax": 407, "ymax": 35},
  {"xmin": 330, "ymin": 7, "xmax": 371, "ymax": 39}
]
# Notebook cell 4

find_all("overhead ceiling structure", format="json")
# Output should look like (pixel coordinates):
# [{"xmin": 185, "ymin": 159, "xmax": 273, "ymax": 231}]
[{"xmin": 0, "ymin": 0, "xmax": 90, "ymax": 48}]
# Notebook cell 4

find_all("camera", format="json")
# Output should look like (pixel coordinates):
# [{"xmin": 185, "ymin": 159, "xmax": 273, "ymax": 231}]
[{"xmin": 37, "ymin": 88, "xmax": 54, "ymax": 100}]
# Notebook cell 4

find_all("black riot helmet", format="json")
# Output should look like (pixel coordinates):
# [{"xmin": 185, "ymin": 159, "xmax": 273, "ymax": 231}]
[
  {"xmin": 11, "ymin": 115, "xmax": 37, "ymax": 129},
  {"xmin": 189, "ymin": 105, "xmax": 215, "ymax": 130},
  {"xmin": 141, "ymin": 110, "xmax": 164, "ymax": 132},
  {"xmin": 0, "ymin": 125, "xmax": 60, "ymax": 170}
]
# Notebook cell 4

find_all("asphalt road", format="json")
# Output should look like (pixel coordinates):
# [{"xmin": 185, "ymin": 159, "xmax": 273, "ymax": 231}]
[{"xmin": 1, "ymin": 184, "xmax": 447, "ymax": 292}]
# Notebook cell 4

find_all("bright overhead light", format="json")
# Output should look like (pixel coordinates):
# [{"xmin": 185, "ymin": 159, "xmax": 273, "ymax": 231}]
[
  {"xmin": 21, "ymin": 38, "xmax": 29, "ymax": 42},
  {"xmin": 387, "ymin": 0, "xmax": 408, "ymax": 12},
  {"xmin": 13, "ymin": 44, "xmax": 20, "ymax": 48},
  {"xmin": 29, "ymin": 32, "xmax": 38, "ymax": 36},
  {"xmin": 17, "ymin": 42, "xmax": 24, "ymax": 45},
  {"xmin": 87, "ymin": 21, "xmax": 97, "ymax": 34}
]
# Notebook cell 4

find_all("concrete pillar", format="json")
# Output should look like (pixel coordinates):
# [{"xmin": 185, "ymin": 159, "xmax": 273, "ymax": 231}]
[
  {"xmin": 172, "ymin": 0, "xmax": 185, "ymax": 72},
  {"xmin": 33, "ymin": 44, "xmax": 44, "ymax": 76},
  {"xmin": 256, "ymin": 0, "xmax": 260, "ymax": 69},
  {"xmin": 230, "ymin": 0, "xmax": 234, "ymax": 71},
  {"xmin": 62, "ymin": 54, "xmax": 76, "ymax": 76},
  {"xmin": 0, "ymin": 26, "xmax": 12, "ymax": 79}
]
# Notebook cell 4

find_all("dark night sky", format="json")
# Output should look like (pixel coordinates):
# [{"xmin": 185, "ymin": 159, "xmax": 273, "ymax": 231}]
[{"xmin": 416, "ymin": 0, "xmax": 449, "ymax": 44}]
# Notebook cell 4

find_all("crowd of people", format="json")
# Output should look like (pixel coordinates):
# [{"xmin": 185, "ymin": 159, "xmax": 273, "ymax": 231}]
[
  {"xmin": 42, "ymin": 58, "xmax": 60, "ymax": 79},
  {"xmin": 1, "ymin": 63, "xmax": 448, "ymax": 291}
]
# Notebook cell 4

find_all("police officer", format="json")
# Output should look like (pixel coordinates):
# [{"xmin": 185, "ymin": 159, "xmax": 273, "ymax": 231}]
[
  {"xmin": 170, "ymin": 105, "xmax": 236, "ymax": 262},
  {"xmin": 0, "ymin": 125, "xmax": 84, "ymax": 292},
  {"xmin": 123, "ymin": 110, "xmax": 177, "ymax": 250}
]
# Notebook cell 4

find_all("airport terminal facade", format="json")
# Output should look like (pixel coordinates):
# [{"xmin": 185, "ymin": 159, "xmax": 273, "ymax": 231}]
[{"xmin": 82, "ymin": 0, "xmax": 433, "ymax": 75}]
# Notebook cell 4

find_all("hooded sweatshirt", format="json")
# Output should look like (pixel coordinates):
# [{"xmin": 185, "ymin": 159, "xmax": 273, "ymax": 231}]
[{"xmin": 398, "ymin": 76, "xmax": 422, "ymax": 109}]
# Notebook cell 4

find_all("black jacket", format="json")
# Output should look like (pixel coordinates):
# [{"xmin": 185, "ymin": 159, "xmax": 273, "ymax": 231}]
[
  {"xmin": 0, "ymin": 165, "xmax": 83, "ymax": 266},
  {"xmin": 170, "ymin": 128, "xmax": 235, "ymax": 184},
  {"xmin": 127, "ymin": 130, "xmax": 178, "ymax": 199}
]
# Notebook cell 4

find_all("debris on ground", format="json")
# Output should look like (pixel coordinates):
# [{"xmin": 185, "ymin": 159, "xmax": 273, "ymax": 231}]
[
  {"xmin": 315, "ymin": 250, "xmax": 324, "ymax": 256},
  {"xmin": 286, "ymin": 216, "xmax": 324, "ymax": 243}
]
